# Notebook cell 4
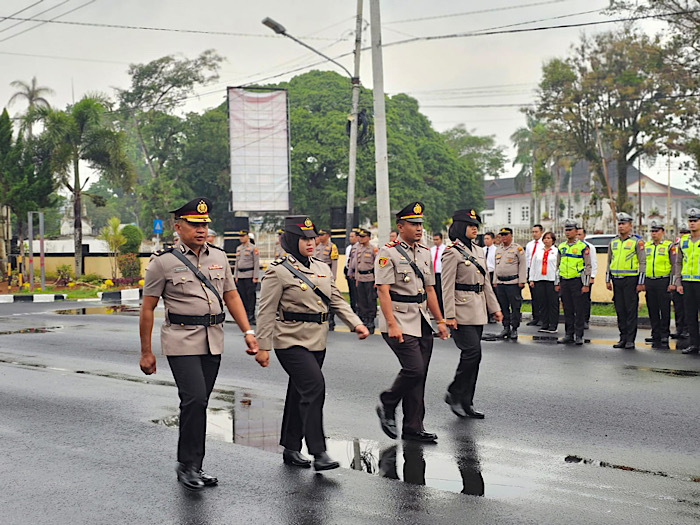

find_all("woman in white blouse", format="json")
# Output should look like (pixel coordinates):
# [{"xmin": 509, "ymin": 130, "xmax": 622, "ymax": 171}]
[{"xmin": 528, "ymin": 232, "xmax": 559, "ymax": 333}]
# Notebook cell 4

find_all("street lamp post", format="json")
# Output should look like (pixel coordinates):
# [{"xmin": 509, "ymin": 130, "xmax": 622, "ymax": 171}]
[{"xmin": 263, "ymin": 15, "xmax": 363, "ymax": 246}]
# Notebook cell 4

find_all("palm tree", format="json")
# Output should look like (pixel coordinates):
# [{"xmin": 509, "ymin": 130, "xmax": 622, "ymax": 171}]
[
  {"xmin": 37, "ymin": 95, "xmax": 134, "ymax": 277},
  {"xmin": 8, "ymin": 77, "xmax": 54, "ymax": 137}
]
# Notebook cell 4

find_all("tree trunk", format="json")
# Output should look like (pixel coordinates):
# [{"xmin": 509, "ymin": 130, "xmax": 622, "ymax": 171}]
[
  {"xmin": 18, "ymin": 219, "xmax": 25, "ymax": 283},
  {"xmin": 131, "ymin": 111, "xmax": 157, "ymax": 179},
  {"xmin": 0, "ymin": 205, "xmax": 7, "ymax": 278},
  {"xmin": 616, "ymin": 152, "xmax": 629, "ymax": 212},
  {"xmin": 73, "ymin": 156, "xmax": 82, "ymax": 278}
]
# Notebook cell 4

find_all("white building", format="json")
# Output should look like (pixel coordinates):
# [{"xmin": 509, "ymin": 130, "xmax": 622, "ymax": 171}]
[{"xmin": 482, "ymin": 160, "xmax": 697, "ymax": 234}]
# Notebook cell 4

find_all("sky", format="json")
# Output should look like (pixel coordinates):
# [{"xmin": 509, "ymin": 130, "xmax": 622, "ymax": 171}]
[{"xmin": 0, "ymin": 0, "xmax": 693, "ymax": 189}]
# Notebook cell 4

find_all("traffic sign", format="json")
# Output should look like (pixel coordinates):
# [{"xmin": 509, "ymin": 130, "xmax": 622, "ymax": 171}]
[{"xmin": 153, "ymin": 219, "xmax": 163, "ymax": 234}]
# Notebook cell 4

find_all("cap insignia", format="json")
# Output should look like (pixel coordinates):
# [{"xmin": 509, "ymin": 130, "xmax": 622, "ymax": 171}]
[
  {"xmin": 413, "ymin": 203, "xmax": 422, "ymax": 214},
  {"xmin": 469, "ymin": 209, "xmax": 476, "ymax": 218},
  {"xmin": 197, "ymin": 200, "xmax": 208, "ymax": 214}
]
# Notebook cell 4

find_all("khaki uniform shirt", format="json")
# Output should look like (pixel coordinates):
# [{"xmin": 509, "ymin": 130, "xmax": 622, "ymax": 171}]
[
  {"xmin": 493, "ymin": 243, "xmax": 527, "ymax": 285},
  {"xmin": 347, "ymin": 242, "xmax": 359, "ymax": 278},
  {"xmin": 314, "ymin": 240, "xmax": 339, "ymax": 278},
  {"xmin": 441, "ymin": 240, "xmax": 499, "ymax": 326},
  {"xmin": 374, "ymin": 240, "xmax": 435, "ymax": 338},
  {"xmin": 143, "ymin": 242, "xmax": 235, "ymax": 356},
  {"xmin": 257, "ymin": 256, "xmax": 361, "ymax": 351},
  {"xmin": 234, "ymin": 242, "xmax": 259, "ymax": 279},
  {"xmin": 354, "ymin": 243, "xmax": 377, "ymax": 283},
  {"xmin": 273, "ymin": 241, "xmax": 285, "ymax": 260}
]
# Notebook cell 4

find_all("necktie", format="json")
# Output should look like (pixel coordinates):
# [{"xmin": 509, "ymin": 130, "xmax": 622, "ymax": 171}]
[
  {"xmin": 541, "ymin": 248, "xmax": 549, "ymax": 276},
  {"xmin": 433, "ymin": 246, "xmax": 439, "ymax": 272},
  {"xmin": 485, "ymin": 246, "xmax": 489, "ymax": 262},
  {"xmin": 532, "ymin": 240, "xmax": 538, "ymax": 258}
]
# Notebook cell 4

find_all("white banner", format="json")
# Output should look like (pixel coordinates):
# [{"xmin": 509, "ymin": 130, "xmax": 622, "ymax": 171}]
[{"xmin": 228, "ymin": 87, "xmax": 290, "ymax": 212}]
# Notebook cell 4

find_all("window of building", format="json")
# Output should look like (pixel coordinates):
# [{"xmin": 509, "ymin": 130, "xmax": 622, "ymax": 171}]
[
  {"xmin": 507, "ymin": 207, "xmax": 512, "ymax": 223},
  {"xmin": 521, "ymin": 205, "xmax": 530, "ymax": 223}
]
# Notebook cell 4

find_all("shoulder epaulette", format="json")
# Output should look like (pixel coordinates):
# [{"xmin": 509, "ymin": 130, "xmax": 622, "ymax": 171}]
[
  {"xmin": 154, "ymin": 247, "xmax": 175, "ymax": 256},
  {"xmin": 417, "ymin": 242, "xmax": 428, "ymax": 249},
  {"xmin": 385, "ymin": 241, "xmax": 399, "ymax": 247},
  {"xmin": 270, "ymin": 255, "xmax": 288, "ymax": 266},
  {"xmin": 208, "ymin": 244, "xmax": 225, "ymax": 252}
]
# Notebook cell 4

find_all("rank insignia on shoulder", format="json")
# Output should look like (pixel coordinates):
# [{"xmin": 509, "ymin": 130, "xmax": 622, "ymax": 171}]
[
  {"xmin": 154, "ymin": 247, "xmax": 174, "ymax": 256},
  {"xmin": 517, "ymin": 246, "xmax": 523, "ymax": 253},
  {"xmin": 638, "ymin": 240, "xmax": 644, "ymax": 248},
  {"xmin": 270, "ymin": 256, "xmax": 288, "ymax": 266},
  {"xmin": 385, "ymin": 241, "xmax": 398, "ymax": 247},
  {"xmin": 254, "ymin": 248, "xmax": 259, "ymax": 255},
  {"xmin": 378, "ymin": 257, "xmax": 388, "ymax": 268}
]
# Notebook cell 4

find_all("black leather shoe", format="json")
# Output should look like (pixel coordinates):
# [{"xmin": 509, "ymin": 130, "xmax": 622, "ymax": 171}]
[
  {"xmin": 612, "ymin": 341, "xmax": 626, "ymax": 348},
  {"xmin": 313, "ymin": 452, "xmax": 340, "ymax": 471},
  {"xmin": 283, "ymin": 448, "xmax": 311, "ymax": 468},
  {"xmin": 624, "ymin": 342, "xmax": 635, "ymax": 350},
  {"xmin": 526, "ymin": 320, "xmax": 539, "ymax": 326},
  {"xmin": 176, "ymin": 463, "xmax": 205, "ymax": 491},
  {"xmin": 557, "ymin": 336, "xmax": 574, "ymax": 344},
  {"xmin": 509, "ymin": 329, "xmax": 518, "ymax": 340},
  {"xmin": 644, "ymin": 337, "xmax": 654, "ymax": 343},
  {"xmin": 652, "ymin": 341, "xmax": 670, "ymax": 350},
  {"xmin": 661, "ymin": 338, "xmax": 669, "ymax": 345},
  {"xmin": 496, "ymin": 328, "xmax": 510, "ymax": 339},
  {"xmin": 401, "ymin": 431, "xmax": 438, "ymax": 443},
  {"xmin": 198, "ymin": 470, "xmax": 218, "ymax": 486},
  {"xmin": 575, "ymin": 336, "xmax": 584, "ymax": 346},
  {"xmin": 464, "ymin": 405, "xmax": 485, "ymax": 419},
  {"xmin": 584, "ymin": 322, "xmax": 590, "ymax": 330},
  {"xmin": 682, "ymin": 346, "xmax": 699, "ymax": 354},
  {"xmin": 670, "ymin": 332, "xmax": 679, "ymax": 339},
  {"xmin": 376, "ymin": 404, "xmax": 398, "ymax": 439},
  {"xmin": 444, "ymin": 392, "xmax": 467, "ymax": 418}
]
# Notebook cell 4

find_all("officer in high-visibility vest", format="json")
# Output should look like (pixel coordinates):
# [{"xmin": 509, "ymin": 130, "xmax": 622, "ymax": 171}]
[
  {"xmin": 556, "ymin": 220, "xmax": 592, "ymax": 346},
  {"xmin": 673, "ymin": 208, "xmax": 700, "ymax": 355},
  {"xmin": 642, "ymin": 221, "xmax": 674, "ymax": 349},
  {"xmin": 670, "ymin": 224, "xmax": 690, "ymax": 340},
  {"xmin": 605, "ymin": 212, "xmax": 646, "ymax": 349}
]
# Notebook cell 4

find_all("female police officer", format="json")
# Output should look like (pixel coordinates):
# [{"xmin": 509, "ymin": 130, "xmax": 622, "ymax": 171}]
[
  {"xmin": 441, "ymin": 209, "xmax": 502, "ymax": 419},
  {"xmin": 254, "ymin": 216, "xmax": 369, "ymax": 471}
]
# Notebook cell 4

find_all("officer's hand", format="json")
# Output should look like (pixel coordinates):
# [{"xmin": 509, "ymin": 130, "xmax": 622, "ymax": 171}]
[
  {"xmin": 140, "ymin": 352, "xmax": 156, "ymax": 375},
  {"xmin": 529, "ymin": 281, "xmax": 534, "ymax": 288},
  {"xmin": 255, "ymin": 350, "xmax": 270, "ymax": 367},
  {"xmin": 253, "ymin": 278, "xmax": 258, "ymax": 284},
  {"xmin": 446, "ymin": 318, "xmax": 458, "ymax": 330},
  {"xmin": 244, "ymin": 334, "xmax": 258, "ymax": 355},
  {"xmin": 437, "ymin": 323, "xmax": 449, "ymax": 340},
  {"xmin": 590, "ymin": 278, "xmax": 595, "ymax": 284},
  {"xmin": 636, "ymin": 284, "xmax": 645, "ymax": 293},
  {"xmin": 606, "ymin": 282, "xmax": 612, "ymax": 291},
  {"xmin": 581, "ymin": 286, "xmax": 589, "ymax": 293},
  {"xmin": 518, "ymin": 283, "xmax": 525, "ymax": 289},
  {"xmin": 493, "ymin": 311, "xmax": 504, "ymax": 323},
  {"xmin": 554, "ymin": 285, "xmax": 560, "ymax": 293},
  {"xmin": 668, "ymin": 284, "xmax": 676, "ymax": 293},
  {"xmin": 388, "ymin": 323, "xmax": 404, "ymax": 343},
  {"xmin": 678, "ymin": 285, "xmax": 684, "ymax": 295},
  {"xmin": 355, "ymin": 324, "xmax": 370, "ymax": 339}
]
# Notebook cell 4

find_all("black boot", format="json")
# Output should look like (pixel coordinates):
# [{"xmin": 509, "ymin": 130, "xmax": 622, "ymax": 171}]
[
  {"xmin": 176, "ymin": 463, "xmax": 205, "ymax": 491},
  {"xmin": 444, "ymin": 392, "xmax": 467, "ymax": 418},
  {"xmin": 313, "ymin": 452, "xmax": 340, "ymax": 471},
  {"xmin": 495, "ymin": 327, "xmax": 510, "ymax": 339},
  {"xmin": 283, "ymin": 448, "xmax": 312, "ymax": 468}
]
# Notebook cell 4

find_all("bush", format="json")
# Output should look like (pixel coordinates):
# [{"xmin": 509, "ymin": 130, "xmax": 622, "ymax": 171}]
[
  {"xmin": 56, "ymin": 264, "xmax": 73, "ymax": 285},
  {"xmin": 113, "ymin": 277, "xmax": 141, "ymax": 287},
  {"xmin": 80, "ymin": 273, "xmax": 104, "ymax": 284},
  {"xmin": 117, "ymin": 253, "xmax": 141, "ymax": 279},
  {"xmin": 119, "ymin": 225, "xmax": 143, "ymax": 254}
]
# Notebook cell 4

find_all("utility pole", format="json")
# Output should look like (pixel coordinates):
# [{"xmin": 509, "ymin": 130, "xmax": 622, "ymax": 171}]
[
  {"xmin": 666, "ymin": 155, "xmax": 671, "ymax": 232},
  {"xmin": 638, "ymin": 157, "xmax": 643, "ymax": 232},
  {"xmin": 370, "ymin": 0, "xmax": 391, "ymax": 242},
  {"xmin": 345, "ymin": 0, "xmax": 364, "ymax": 244}
]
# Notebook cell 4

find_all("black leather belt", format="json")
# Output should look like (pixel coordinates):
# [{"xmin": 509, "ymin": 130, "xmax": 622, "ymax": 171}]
[
  {"xmin": 168, "ymin": 312, "xmax": 225, "ymax": 326},
  {"xmin": 561, "ymin": 277, "xmax": 581, "ymax": 281},
  {"xmin": 281, "ymin": 311, "xmax": 329, "ymax": 323},
  {"xmin": 455, "ymin": 283, "xmax": 484, "ymax": 292},
  {"xmin": 237, "ymin": 267, "xmax": 254, "ymax": 272},
  {"xmin": 358, "ymin": 269, "xmax": 374, "ymax": 275},
  {"xmin": 497, "ymin": 274, "xmax": 518, "ymax": 282},
  {"xmin": 390, "ymin": 291, "xmax": 427, "ymax": 303},
  {"xmin": 646, "ymin": 275, "xmax": 670, "ymax": 280}
]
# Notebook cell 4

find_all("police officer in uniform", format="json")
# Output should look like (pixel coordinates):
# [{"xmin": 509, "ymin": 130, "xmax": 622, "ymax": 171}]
[
  {"xmin": 139, "ymin": 197, "xmax": 258, "ymax": 491},
  {"xmin": 674, "ymin": 208, "xmax": 700, "ymax": 354},
  {"xmin": 556, "ymin": 220, "xmax": 592, "ymax": 346},
  {"xmin": 314, "ymin": 228, "xmax": 340, "ymax": 330},
  {"xmin": 670, "ymin": 225, "xmax": 689, "ymax": 340},
  {"xmin": 375, "ymin": 202, "xmax": 448, "ymax": 443},
  {"xmin": 273, "ymin": 228, "xmax": 285, "ymax": 260},
  {"xmin": 642, "ymin": 221, "xmax": 674, "ymax": 349},
  {"xmin": 354, "ymin": 228, "xmax": 378, "ymax": 333},
  {"xmin": 255, "ymin": 216, "xmax": 369, "ymax": 470},
  {"xmin": 606, "ymin": 212, "xmax": 646, "ymax": 349},
  {"xmin": 492, "ymin": 227, "xmax": 527, "ymax": 340},
  {"xmin": 346, "ymin": 229, "xmax": 361, "ymax": 313},
  {"xmin": 441, "ymin": 209, "xmax": 502, "ymax": 419},
  {"xmin": 234, "ymin": 230, "xmax": 260, "ymax": 325}
]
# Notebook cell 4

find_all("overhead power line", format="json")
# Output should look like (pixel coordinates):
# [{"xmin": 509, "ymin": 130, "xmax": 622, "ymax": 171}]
[
  {"xmin": 0, "ymin": 0, "xmax": 70, "ymax": 34},
  {"xmin": 0, "ymin": 0, "xmax": 45, "ymax": 28},
  {"xmin": 0, "ymin": 0, "xmax": 97, "ymax": 43}
]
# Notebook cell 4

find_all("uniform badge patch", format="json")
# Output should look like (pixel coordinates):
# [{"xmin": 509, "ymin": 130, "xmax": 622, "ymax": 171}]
[{"xmin": 378, "ymin": 257, "xmax": 388, "ymax": 268}]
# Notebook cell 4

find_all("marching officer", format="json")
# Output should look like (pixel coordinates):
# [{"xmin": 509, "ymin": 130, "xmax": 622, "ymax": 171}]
[
  {"xmin": 354, "ymin": 228, "xmax": 378, "ymax": 333},
  {"xmin": 606, "ymin": 212, "xmax": 646, "ymax": 349},
  {"xmin": 441, "ymin": 209, "xmax": 502, "ymax": 419},
  {"xmin": 255, "ymin": 216, "xmax": 369, "ymax": 470},
  {"xmin": 643, "ymin": 221, "xmax": 674, "ymax": 349},
  {"xmin": 670, "ymin": 225, "xmax": 690, "ymax": 340},
  {"xmin": 492, "ymin": 227, "xmax": 527, "ymax": 340},
  {"xmin": 374, "ymin": 202, "xmax": 448, "ymax": 444},
  {"xmin": 556, "ymin": 220, "xmax": 592, "ymax": 346},
  {"xmin": 346, "ymin": 229, "xmax": 361, "ymax": 313},
  {"xmin": 273, "ymin": 228, "xmax": 285, "ymax": 259},
  {"xmin": 139, "ymin": 197, "xmax": 258, "ymax": 491},
  {"xmin": 314, "ymin": 229, "xmax": 340, "ymax": 330},
  {"xmin": 234, "ymin": 230, "xmax": 260, "ymax": 325},
  {"xmin": 673, "ymin": 209, "xmax": 700, "ymax": 354}
]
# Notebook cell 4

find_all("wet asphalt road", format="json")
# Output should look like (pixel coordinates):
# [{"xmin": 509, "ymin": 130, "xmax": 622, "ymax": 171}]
[{"xmin": 0, "ymin": 300, "xmax": 698, "ymax": 524}]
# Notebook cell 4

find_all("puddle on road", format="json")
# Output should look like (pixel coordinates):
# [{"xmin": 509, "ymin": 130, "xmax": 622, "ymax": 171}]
[
  {"xmin": 624, "ymin": 365, "xmax": 700, "ymax": 378},
  {"xmin": 56, "ymin": 305, "xmax": 142, "ymax": 316},
  {"xmin": 0, "ymin": 326, "xmax": 61, "ymax": 335}
]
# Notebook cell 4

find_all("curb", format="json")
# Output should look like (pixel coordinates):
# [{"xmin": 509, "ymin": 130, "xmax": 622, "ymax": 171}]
[
  {"xmin": 521, "ymin": 311, "xmax": 654, "ymax": 329},
  {"xmin": 0, "ymin": 294, "xmax": 66, "ymax": 303},
  {"xmin": 98, "ymin": 288, "xmax": 142, "ymax": 302}
]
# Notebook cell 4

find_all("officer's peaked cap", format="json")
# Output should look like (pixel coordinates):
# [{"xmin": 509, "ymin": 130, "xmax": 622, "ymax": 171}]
[
  {"xmin": 284, "ymin": 216, "xmax": 318, "ymax": 238},
  {"xmin": 452, "ymin": 209, "xmax": 481, "ymax": 226},
  {"xmin": 616, "ymin": 212, "xmax": 633, "ymax": 223},
  {"xmin": 396, "ymin": 202, "xmax": 425, "ymax": 223},
  {"xmin": 170, "ymin": 197, "xmax": 212, "ymax": 223}
]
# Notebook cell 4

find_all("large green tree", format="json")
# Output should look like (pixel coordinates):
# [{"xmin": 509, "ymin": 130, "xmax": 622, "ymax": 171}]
[{"xmin": 7, "ymin": 76, "xmax": 53, "ymax": 137}]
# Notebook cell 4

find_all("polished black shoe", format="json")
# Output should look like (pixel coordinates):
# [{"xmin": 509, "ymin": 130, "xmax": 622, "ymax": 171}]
[
  {"xmin": 176, "ymin": 463, "xmax": 205, "ymax": 491},
  {"xmin": 509, "ymin": 329, "xmax": 518, "ymax": 340},
  {"xmin": 496, "ymin": 328, "xmax": 510, "ymax": 339},
  {"xmin": 652, "ymin": 341, "xmax": 670, "ymax": 350},
  {"xmin": 584, "ymin": 322, "xmax": 590, "ymax": 330},
  {"xmin": 283, "ymin": 448, "xmax": 312, "ymax": 468},
  {"xmin": 313, "ymin": 452, "xmax": 340, "ymax": 471},
  {"xmin": 575, "ymin": 336, "xmax": 584, "ymax": 346},
  {"xmin": 198, "ymin": 470, "xmax": 218, "ymax": 487},
  {"xmin": 612, "ymin": 341, "xmax": 626, "ymax": 348},
  {"xmin": 444, "ymin": 392, "xmax": 467, "ymax": 418},
  {"xmin": 681, "ymin": 331, "xmax": 690, "ymax": 339},
  {"xmin": 464, "ymin": 405, "xmax": 485, "ymax": 419},
  {"xmin": 644, "ymin": 337, "xmax": 655, "ymax": 343},
  {"xmin": 557, "ymin": 336, "xmax": 574, "ymax": 344},
  {"xmin": 670, "ymin": 332, "xmax": 679, "ymax": 339},
  {"xmin": 526, "ymin": 320, "xmax": 539, "ymax": 326},
  {"xmin": 401, "ymin": 430, "xmax": 438, "ymax": 443},
  {"xmin": 624, "ymin": 342, "xmax": 635, "ymax": 350},
  {"xmin": 376, "ymin": 404, "xmax": 398, "ymax": 439},
  {"xmin": 537, "ymin": 327, "xmax": 549, "ymax": 333},
  {"xmin": 682, "ymin": 346, "xmax": 699, "ymax": 354}
]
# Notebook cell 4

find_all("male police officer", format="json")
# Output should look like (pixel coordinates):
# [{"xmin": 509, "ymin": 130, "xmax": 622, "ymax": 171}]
[
  {"xmin": 643, "ymin": 221, "xmax": 674, "ymax": 349},
  {"xmin": 606, "ymin": 212, "xmax": 646, "ymax": 349},
  {"xmin": 556, "ymin": 220, "xmax": 592, "ymax": 345},
  {"xmin": 670, "ymin": 225, "xmax": 690, "ymax": 340},
  {"xmin": 577, "ymin": 228, "xmax": 597, "ymax": 329},
  {"xmin": 314, "ymin": 228, "xmax": 340, "ymax": 330},
  {"xmin": 492, "ymin": 227, "xmax": 527, "ymax": 340},
  {"xmin": 354, "ymin": 228, "xmax": 377, "ymax": 333},
  {"xmin": 674, "ymin": 209, "xmax": 700, "ymax": 354},
  {"xmin": 139, "ymin": 197, "xmax": 258, "ymax": 490},
  {"xmin": 273, "ymin": 228, "xmax": 285, "ymax": 259},
  {"xmin": 375, "ymin": 202, "xmax": 448, "ymax": 443},
  {"xmin": 234, "ymin": 230, "xmax": 260, "ymax": 325}
]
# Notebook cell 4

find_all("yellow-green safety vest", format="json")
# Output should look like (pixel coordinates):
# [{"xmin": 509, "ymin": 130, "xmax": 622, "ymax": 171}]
[
  {"xmin": 558, "ymin": 240, "xmax": 587, "ymax": 278},
  {"xmin": 609, "ymin": 236, "xmax": 639, "ymax": 277},
  {"xmin": 644, "ymin": 240, "xmax": 672, "ymax": 278},
  {"xmin": 680, "ymin": 234, "xmax": 700, "ymax": 282}
]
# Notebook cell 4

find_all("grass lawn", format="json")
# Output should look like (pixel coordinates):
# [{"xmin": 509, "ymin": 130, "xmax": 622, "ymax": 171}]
[{"xmin": 14, "ymin": 286, "xmax": 102, "ymax": 300}]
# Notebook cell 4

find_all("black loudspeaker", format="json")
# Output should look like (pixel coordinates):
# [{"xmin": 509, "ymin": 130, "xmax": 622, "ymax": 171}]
[
  {"xmin": 330, "ymin": 206, "xmax": 359, "ymax": 251},
  {"xmin": 223, "ymin": 214, "xmax": 250, "ymax": 267}
]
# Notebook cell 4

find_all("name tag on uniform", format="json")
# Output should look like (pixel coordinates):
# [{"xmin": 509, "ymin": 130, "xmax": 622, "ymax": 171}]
[
  {"xmin": 174, "ymin": 267, "xmax": 188, "ymax": 273},
  {"xmin": 209, "ymin": 265, "xmax": 224, "ymax": 270}
]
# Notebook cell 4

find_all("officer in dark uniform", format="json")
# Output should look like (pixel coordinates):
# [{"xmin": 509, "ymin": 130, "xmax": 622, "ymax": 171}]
[
  {"xmin": 643, "ymin": 221, "xmax": 674, "ymax": 349},
  {"xmin": 670, "ymin": 225, "xmax": 689, "ymax": 340},
  {"xmin": 139, "ymin": 197, "xmax": 258, "ymax": 490},
  {"xmin": 234, "ymin": 230, "xmax": 260, "ymax": 325}
]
